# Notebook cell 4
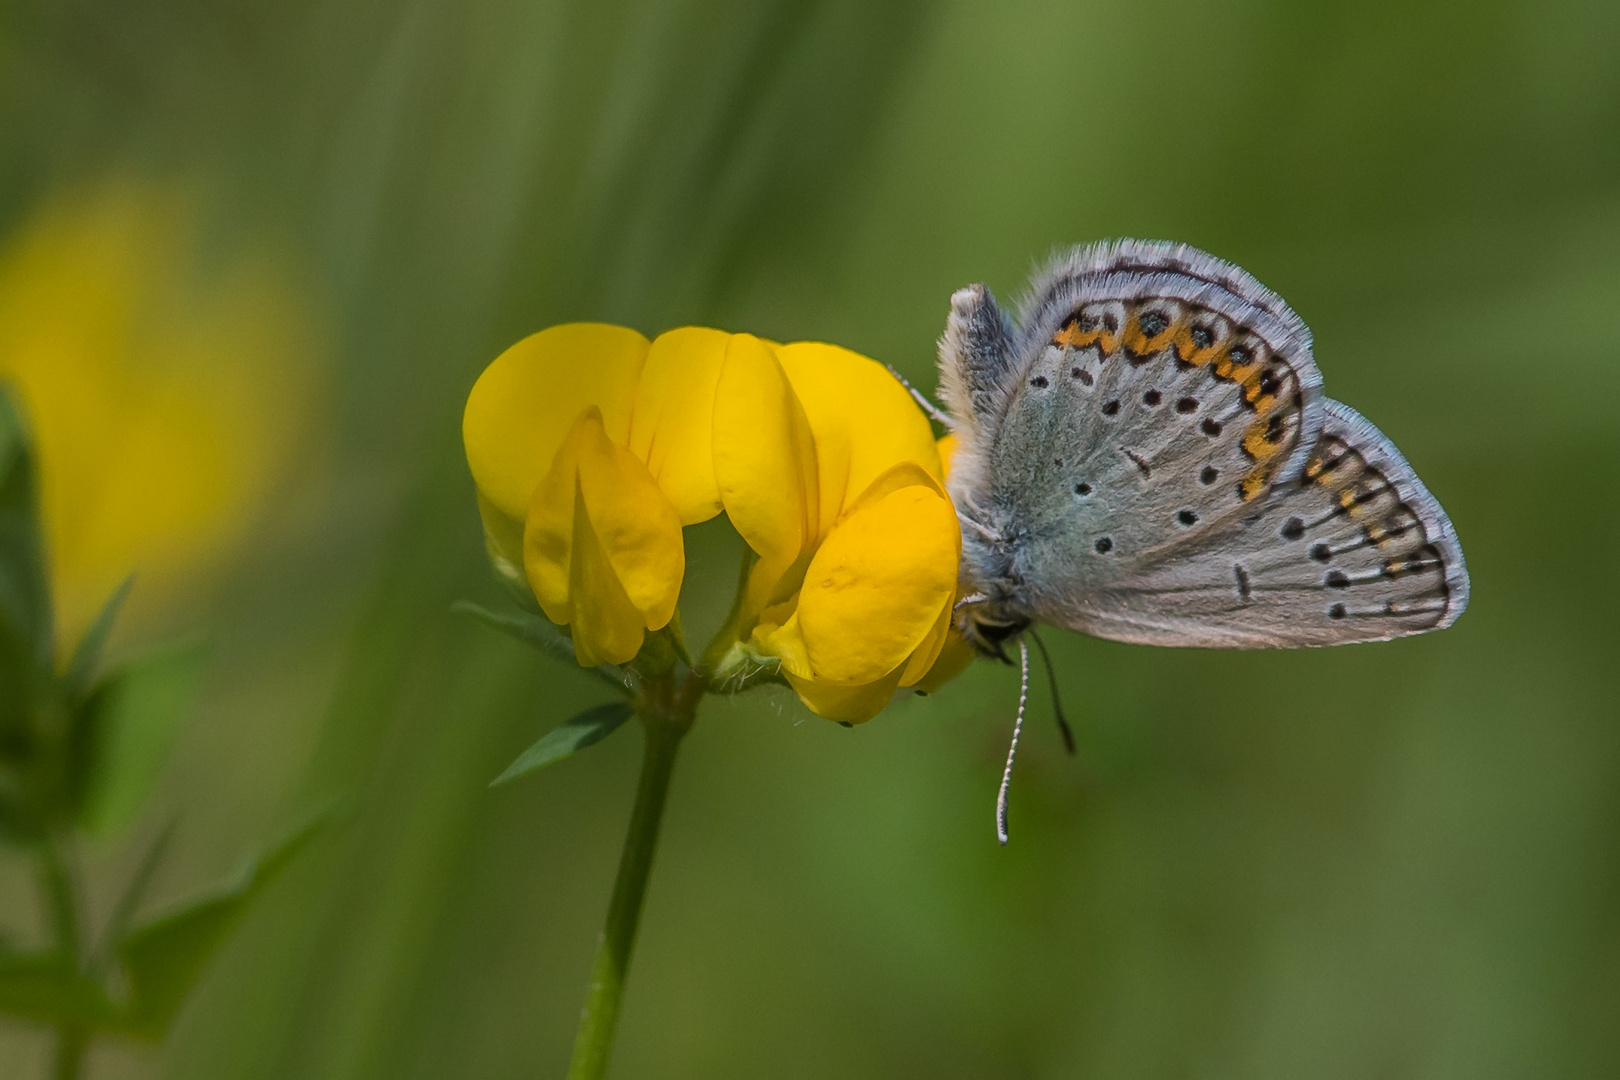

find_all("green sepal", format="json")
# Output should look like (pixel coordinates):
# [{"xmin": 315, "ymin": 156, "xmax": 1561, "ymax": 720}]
[
  {"xmin": 452, "ymin": 601, "xmax": 630, "ymax": 693},
  {"xmin": 117, "ymin": 810, "xmax": 326, "ymax": 1038},
  {"xmin": 70, "ymin": 642, "xmax": 207, "ymax": 835},
  {"xmin": 491, "ymin": 702, "xmax": 634, "ymax": 787}
]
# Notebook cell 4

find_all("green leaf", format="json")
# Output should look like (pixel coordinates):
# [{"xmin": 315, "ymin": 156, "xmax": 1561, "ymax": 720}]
[
  {"xmin": 71, "ymin": 644, "xmax": 207, "ymax": 835},
  {"xmin": 0, "ymin": 950, "xmax": 118, "ymax": 1029},
  {"xmin": 452, "ymin": 601, "xmax": 629, "ymax": 693},
  {"xmin": 118, "ymin": 810, "xmax": 327, "ymax": 1038},
  {"xmin": 0, "ymin": 383, "xmax": 52, "ymax": 726},
  {"xmin": 491, "ymin": 702, "xmax": 634, "ymax": 787},
  {"xmin": 62, "ymin": 575, "xmax": 135, "ymax": 704}
]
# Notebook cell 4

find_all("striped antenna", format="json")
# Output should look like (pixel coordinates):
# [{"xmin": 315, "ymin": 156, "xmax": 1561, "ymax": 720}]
[{"xmin": 995, "ymin": 638, "xmax": 1031, "ymax": 845}]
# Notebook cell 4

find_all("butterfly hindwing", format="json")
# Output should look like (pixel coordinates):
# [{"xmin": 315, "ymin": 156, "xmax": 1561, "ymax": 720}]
[{"xmin": 1031, "ymin": 399, "xmax": 1468, "ymax": 646}]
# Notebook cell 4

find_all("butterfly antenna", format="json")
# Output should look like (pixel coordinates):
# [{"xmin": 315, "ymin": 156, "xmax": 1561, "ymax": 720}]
[
  {"xmin": 995, "ymin": 637, "xmax": 1031, "ymax": 845},
  {"xmin": 1028, "ymin": 629, "xmax": 1076, "ymax": 756},
  {"xmin": 884, "ymin": 363, "xmax": 952, "ymax": 427}
]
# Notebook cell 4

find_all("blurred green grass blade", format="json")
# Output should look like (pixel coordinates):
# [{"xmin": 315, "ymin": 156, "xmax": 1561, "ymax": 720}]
[
  {"xmin": 0, "ymin": 950, "xmax": 118, "ymax": 1029},
  {"xmin": 62, "ymin": 575, "xmax": 135, "ymax": 703},
  {"xmin": 0, "ymin": 383, "xmax": 52, "ymax": 702},
  {"xmin": 119, "ymin": 811, "xmax": 328, "ymax": 1038},
  {"xmin": 491, "ymin": 702, "xmax": 633, "ymax": 787},
  {"xmin": 452, "ymin": 601, "xmax": 628, "ymax": 693},
  {"xmin": 72, "ymin": 644, "xmax": 208, "ymax": 835}
]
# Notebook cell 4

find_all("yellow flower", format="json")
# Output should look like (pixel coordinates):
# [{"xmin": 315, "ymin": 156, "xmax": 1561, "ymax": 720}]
[
  {"xmin": 0, "ymin": 179, "xmax": 322, "ymax": 652},
  {"xmin": 463, "ymin": 323, "xmax": 970, "ymax": 721},
  {"xmin": 463, "ymin": 324, "xmax": 733, "ymax": 666},
  {"xmin": 711, "ymin": 339, "xmax": 962, "ymax": 722}
]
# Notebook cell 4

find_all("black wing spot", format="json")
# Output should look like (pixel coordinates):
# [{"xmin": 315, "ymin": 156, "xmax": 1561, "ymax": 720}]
[
  {"xmin": 1234, "ymin": 564, "xmax": 1252, "ymax": 601},
  {"xmin": 1176, "ymin": 396, "xmax": 1198, "ymax": 414},
  {"xmin": 1328, "ymin": 602, "xmax": 1347, "ymax": 619},
  {"xmin": 1177, "ymin": 509, "xmax": 1198, "ymax": 526},
  {"xmin": 1199, "ymin": 465, "xmax": 1218, "ymax": 485},
  {"xmin": 1190, "ymin": 326, "xmax": 1214, "ymax": 348},
  {"xmin": 1094, "ymin": 537, "xmax": 1113, "ymax": 554},
  {"xmin": 1140, "ymin": 311, "xmax": 1169, "ymax": 337},
  {"xmin": 1143, "ymin": 389, "xmax": 1161, "ymax": 406},
  {"xmin": 1202, "ymin": 417, "xmax": 1223, "ymax": 437},
  {"xmin": 1228, "ymin": 344, "xmax": 1252, "ymax": 365},
  {"xmin": 1102, "ymin": 399, "xmax": 1121, "ymax": 416},
  {"xmin": 1074, "ymin": 482, "xmax": 1092, "ymax": 496},
  {"xmin": 1280, "ymin": 516, "xmax": 1305, "ymax": 540},
  {"xmin": 1030, "ymin": 375, "xmax": 1049, "ymax": 388},
  {"xmin": 1265, "ymin": 414, "xmax": 1287, "ymax": 443},
  {"xmin": 1309, "ymin": 542, "xmax": 1332, "ymax": 563},
  {"xmin": 1325, "ymin": 570, "xmax": 1351, "ymax": 588},
  {"xmin": 1259, "ymin": 369, "xmax": 1283, "ymax": 396},
  {"xmin": 1102, "ymin": 313, "xmax": 1119, "ymax": 333},
  {"xmin": 1072, "ymin": 367, "xmax": 1093, "ymax": 386}
]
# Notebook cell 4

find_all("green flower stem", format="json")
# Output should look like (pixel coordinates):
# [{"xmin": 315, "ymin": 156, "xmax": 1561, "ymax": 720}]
[
  {"xmin": 37, "ymin": 835, "xmax": 88, "ymax": 1080},
  {"xmin": 566, "ymin": 674, "xmax": 698, "ymax": 1080}
]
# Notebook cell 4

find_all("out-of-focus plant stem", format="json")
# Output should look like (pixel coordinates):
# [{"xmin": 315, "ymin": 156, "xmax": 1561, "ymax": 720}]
[
  {"xmin": 565, "ymin": 672, "xmax": 699, "ymax": 1080},
  {"xmin": 37, "ymin": 834, "xmax": 88, "ymax": 1080}
]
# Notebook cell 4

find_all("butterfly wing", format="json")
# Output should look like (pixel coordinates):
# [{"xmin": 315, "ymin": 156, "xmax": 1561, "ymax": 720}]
[
  {"xmin": 946, "ymin": 239, "xmax": 1467, "ymax": 648},
  {"xmin": 1033, "ymin": 399, "xmax": 1469, "ymax": 646}
]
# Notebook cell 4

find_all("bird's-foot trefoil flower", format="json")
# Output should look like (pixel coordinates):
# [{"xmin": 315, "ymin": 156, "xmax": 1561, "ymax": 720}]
[{"xmin": 463, "ymin": 323, "xmax": 970, "ymax": 718}]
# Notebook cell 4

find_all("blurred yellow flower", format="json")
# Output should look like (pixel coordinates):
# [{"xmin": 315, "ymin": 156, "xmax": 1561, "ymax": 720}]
[
  {"xmin": 0, "ymin": 179, "xmax": 321, "ymax": 652},
  {"xmin": 463, "ymin": 323, "xmax": 969, "ymax": 721}
]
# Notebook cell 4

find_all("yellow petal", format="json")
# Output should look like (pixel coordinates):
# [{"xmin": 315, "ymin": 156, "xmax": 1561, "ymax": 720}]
[
  {"xmin": 792, "ymin": 481, "xmax": 959, "ymax": 685},
  {"xmin": 911, "ymin": 630, "xmax": 977, "ymax": 694},
  {"xmin": 463, "ymin": 323, "xmax": 649, "ymax": 528},
  {"xmin": 898, "ymin": 594, "xmax": 954, "ymax": 687},
  {"xmin": 523, "ymin": 408, "xmax": 685, "ymax": 660},
  {"xmin": 568, "ymin": 497, "xmax": 650, "ymax": 667},
  {"xmin": 523, "ymin": 413, "xmax": 588, "ymax": 624},
  {"xmin": 936, "ymin": 433, "xmax": 960, "ymax": 479},
  {"xmin": 627, "ymin": 327, "xmax": 730, "ymax": 525},
  {"xmin": 712, "ymin": 334, "xmax": 819, "ymax": 620},
  {"xmin": 784, "ymin": 667, "xmax": 905, "ymax": 725},
  {"xmin": 773, "ymin": 343, "xmax": 942, "ymax": 534},
  {"xmin": 575, "ymin": 410, "xmax": 684, "ymax": 630}
]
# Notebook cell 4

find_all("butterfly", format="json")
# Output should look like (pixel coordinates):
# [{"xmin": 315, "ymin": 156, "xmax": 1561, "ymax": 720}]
[{"xmin": 913, "ymin": 240, "xmax": 1469, "ymax": 842}]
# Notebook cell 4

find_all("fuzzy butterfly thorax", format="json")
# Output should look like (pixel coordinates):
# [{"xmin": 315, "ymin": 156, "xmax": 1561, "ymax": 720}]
[{"xmin": 940, "ymin": 239, "xmax": 1469, "ymax": 653}]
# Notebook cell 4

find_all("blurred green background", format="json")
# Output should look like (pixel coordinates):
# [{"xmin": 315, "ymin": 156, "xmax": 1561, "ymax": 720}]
[{"xmin": 3, "ymin": 0, "xmax": 1618, "ymax": 1076}]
